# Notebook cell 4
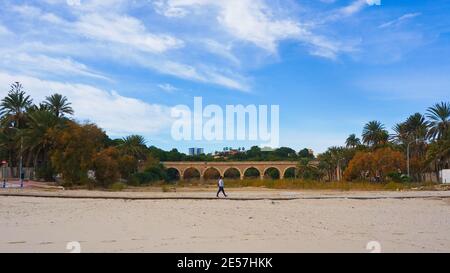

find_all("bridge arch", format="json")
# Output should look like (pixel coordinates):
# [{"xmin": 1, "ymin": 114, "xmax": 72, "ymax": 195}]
[
  {"xmin": 263, "ymin": 167, "xmax": 282, "ymax": 179},
  {"xmin": 283, "ymin": 167, "xmax": 297, "ymax": 179},
  {"xmin": 223, "ymin": 167, "xmax": 242, "ymax": 180},
  {"xmin": 182, "ymin": 167, "xmax": 201, "ymax": 180},
  {"xmin": 203, "ymin": 167, "xmax": 221, "ymax": 180},
  {"xmin": 166, "ymin": 167, "xmax": 181, "ymax": 181},
  {"xmin": 243, "ymin": 167, "xmax": 261, "ymax": 179}
]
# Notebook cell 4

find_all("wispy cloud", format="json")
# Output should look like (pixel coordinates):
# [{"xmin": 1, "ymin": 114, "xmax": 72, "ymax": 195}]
[
  {"xmin": 4, "ymin": 1, "xmax": 250, "ymax": 91},
  {"xmin": 158, "ymin": 83, "xmax": 179, "ymax": 93},
  {"xmin": 379, "ymin": 13, "xmax": 421, "ymax": 29},
  {"xmin": 155, "ymin": 0, "xmax": 303, "ymax": 54},
  {"xmin": 75, "ymin": 13, "xmax": 184, "ymax": 53},
  {"xmin": 154, "ymin": 0, "xmax": 359, "ymax": 59},
  {"xmin": 0, "ymin": 52, "xmax": 110, "ymax": 81}
]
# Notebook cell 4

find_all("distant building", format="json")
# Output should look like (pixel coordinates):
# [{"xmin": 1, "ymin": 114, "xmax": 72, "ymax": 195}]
[
  {"xmin": 214, "ymin": 147, "xmax": 245, "ymax": 159},
  {"xmin": 189, "ymin": 148, "xmax": 204, "ymax": 156}
]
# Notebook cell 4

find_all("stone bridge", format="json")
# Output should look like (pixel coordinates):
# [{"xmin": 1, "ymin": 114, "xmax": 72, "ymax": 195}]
[{"xmin": 162, "ymin": 161, "xmax": 298, "ymax": 180}]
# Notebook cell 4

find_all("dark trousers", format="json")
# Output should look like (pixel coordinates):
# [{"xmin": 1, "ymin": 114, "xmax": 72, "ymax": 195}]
[{"xmin": 217, "ymin": 187, "xmax": 227, "ymax": 197}]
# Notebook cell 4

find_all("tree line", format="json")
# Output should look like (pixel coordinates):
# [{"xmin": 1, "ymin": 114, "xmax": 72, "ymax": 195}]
[
  {"xmin": 1, "ymin": 82, "xmax": 449, "ymax": 187},
  {"xmin": 310, "ymin": 105, "xmax": 450, "ymax": 182}
]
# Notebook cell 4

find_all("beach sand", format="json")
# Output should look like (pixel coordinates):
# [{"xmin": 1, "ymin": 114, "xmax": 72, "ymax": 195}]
[{"xmin": 1, "ymin": 189, "xmax": 449, "ymax": 253}]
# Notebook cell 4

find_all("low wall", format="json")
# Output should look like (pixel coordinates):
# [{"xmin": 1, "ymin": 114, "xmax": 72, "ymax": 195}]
[{"xmin": 0, "ymin": 167, "xmax": 35, "ymax": 180}]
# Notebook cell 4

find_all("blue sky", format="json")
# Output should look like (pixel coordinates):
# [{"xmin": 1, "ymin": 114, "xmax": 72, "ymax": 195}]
[{"xmin": 0, "ymin": 0, "xmax": 449, "ymax": 154}]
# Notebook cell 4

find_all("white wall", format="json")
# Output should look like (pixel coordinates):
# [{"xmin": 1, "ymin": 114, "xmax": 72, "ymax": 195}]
[{"xmin": 441, "ymin": 169, "xmax": 450, "ymax": 184}]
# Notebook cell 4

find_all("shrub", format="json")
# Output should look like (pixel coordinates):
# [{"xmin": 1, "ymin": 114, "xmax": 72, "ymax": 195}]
[
  {"xmin": 35, "ymin": 163, "xmax": 55, "ymax": 181},
  {"xmin": 129, "ymin": 166, "xmax": 167, "ymax": 186},
  {"xmin": 50, "ymin": 122, "xmax": 107, "ymax": 186},
  {"xmin": 387, "ymin": 172, "xmax": 411, "ymax": 183},
  {"xmin": 93, "ymin": 147, "xmax": 120, "ymax": 187},
  {"xmin": 110, "ymin": 182, "xmax": 126, "ymax": 191}
]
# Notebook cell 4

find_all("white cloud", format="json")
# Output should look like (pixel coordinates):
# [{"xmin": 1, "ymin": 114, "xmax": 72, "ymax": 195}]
[
  {"xmin": 2, "ymin": 0, "xmax": 384, "ymax": 93},
  {"xmin": 75, "ymin": 13, "xmax": 184, "ymax": 53},
  {"xmin": 156, "ymin": 0, "xmax": 357, "ymax": 59},
  {"xmin": 319, "ymin": 0, "xmax": 368, "ymax": 23},
  {"xmin": 200, "ymin": 39, "xmax": 240, "ymax": 65},
  {"xmin": 7, "ymin": 2, "xmax": 251, "ymax": 90},
  {"xmin": 0, "ymin": 72, "xmax": 174, "ymax": 136},
  {"xmin": 339, "ymin": 0, "xmax": 367, "ymax": 17},
  {"xmin": 0, "ymin": 52, "xmax": 110, "ymax": 81},
  {"xmin": 215, "ymin": 0, "xmax": 302, "ymax": 53},
  {"xmin": 156, "ymin": 0, "xmax": 303, "ymax": 53},
  {"xmin": 158, "ymin": 83, "xmax": 179, "ymax": 93},
  {"xmin": 136, "ymin": 58, "xmax": 250, "ymax": 91}
]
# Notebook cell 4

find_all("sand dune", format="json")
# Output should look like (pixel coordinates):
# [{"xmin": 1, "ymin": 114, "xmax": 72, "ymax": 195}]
[{"xmin": 1, "ymin": 190, "xmax": 449, "ymax": 253}]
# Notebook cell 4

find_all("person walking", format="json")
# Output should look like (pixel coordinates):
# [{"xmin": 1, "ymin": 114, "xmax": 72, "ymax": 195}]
[{"xmin": 217, "ymin": 176, "xmax": 227, "ymax": 198}]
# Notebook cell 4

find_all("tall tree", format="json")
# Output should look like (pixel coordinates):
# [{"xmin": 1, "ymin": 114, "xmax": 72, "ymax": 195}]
[
  {"xmin": 345, "ymin": 134, "xmax": 361, "ymax": 148},
  {"xmin": 44, "ymin": 93, "xmax": 74, "ymax": 118},
  {"xmin": 426, "ymin": 102, "xmax": 450, "ymax": 140},
  {"xmin": 22, "ymin": 109, "xmax": 60, "ymax": 168},
  {"xmin": 362, "ymin": 121, "xmax": 389, "ymax": 147},
  {"xmin": 0, "ymin": 82, "xmax": 32, "ymax": 128},
  {"xmin": 117, "ymin": 135, "xmax": 148, "ymax": 160},
  {"xmin": 393, "ymin": 113, "xmax": 429, "ymax": 181}
]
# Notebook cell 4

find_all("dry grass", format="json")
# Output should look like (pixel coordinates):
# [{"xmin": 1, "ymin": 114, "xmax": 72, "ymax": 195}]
[{"xmin": 174, "ymin": 178, "xmax": 438, "ymax": 191}]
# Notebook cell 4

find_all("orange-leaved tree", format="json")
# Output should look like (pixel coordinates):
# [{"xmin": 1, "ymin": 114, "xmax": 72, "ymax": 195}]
[
  {"xmin": 50, "ymin": 121, "xmax": 107, "ymax": 186},
  {"xmin": 344, "ymin": 147, "xmax": 406, "ymax": 181}
]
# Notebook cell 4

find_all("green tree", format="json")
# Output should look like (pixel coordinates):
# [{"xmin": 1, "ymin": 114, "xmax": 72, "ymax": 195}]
[
  {"xmin": 393, "ymin": 113, "xmax": 429, "ymax": 181},
  {"xmin": 43, "ymin": 93, "xmax": 74, "ymax": 118},
  {"xmin": 298, "ymin": 148, "xmax": 314, "ymax": 159},
  {"xmin": 427, "ymin": 102, "xmax": 450, "ymax": 140},
  {"xmin": 362, "ymin": 121, "xmax": 389, "ymax": 147},
  {"xmin": 117, "ymin": 135, "xmax": 148, "ymax": 160},
  {"xmin": 0, "ymin": 82, "xmax": 32, "ymax": 128},
  {"xmin": 297, "ymin": 158, "xmax": 322, "ymax": 180},
  {"xmin": 50, "ymin": 122, "xmax": 107, "ymax": 186},
  {"xmin": 21, "ymin": 109, "xmax": 60, "ymax": 179},
  {"xmin": 345, "ymin": 134, "xmax": 361, "ymax": 148}
]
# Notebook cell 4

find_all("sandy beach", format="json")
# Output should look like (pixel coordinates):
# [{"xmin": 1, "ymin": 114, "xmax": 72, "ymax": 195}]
[{"xmin": 1, "ymin": 189, "xmax": 449, "ymax": 253}]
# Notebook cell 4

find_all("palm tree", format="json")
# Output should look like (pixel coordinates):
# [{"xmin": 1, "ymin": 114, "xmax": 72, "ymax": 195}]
[
  {"xmin": 393, "ymin": 113, "xmax": 429, "ymax": 181},
  {"xmin": 405, "ymin": 113, "xmax": 429, "ymax": 140},
  {"xmin": 21, "ymin": 109, "xmax": 60, "ymax": 168},
  {"xmin": 362, "ymin": 121, "xmax": 389, "ymax": 147},
  {"xmin": 43, "ymin": 93, "xmax": 74, "ymax": 118},
  {"xmin": 426, "ymin": 102, "xmax": 450, "ymax": 140},
  {"xmin": 345, "ymin": 134, "xmax": 361, "ymax": 148},
  {"xmin": 117, "ymin": 135, "xmax": 148, "ymax": 160},
  {"xmin": 392, "ymin": 122, "xmax": 408, "ymax": 145},
  {"xmin": 0, "ymin": 82, "xmax": 33, "ymax": 128},
  {"xmin": 393, "ymin": 113, "xmax": 429, "ymax": 146}
]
